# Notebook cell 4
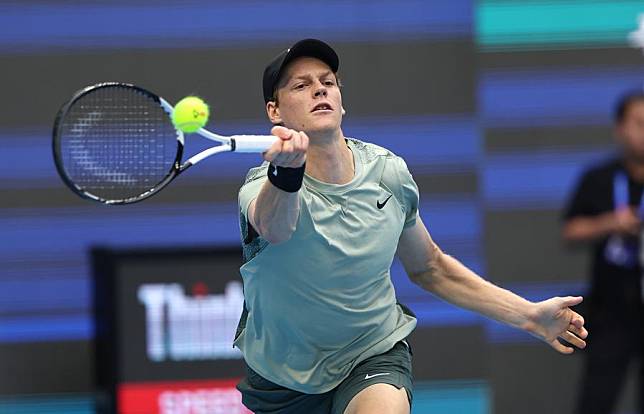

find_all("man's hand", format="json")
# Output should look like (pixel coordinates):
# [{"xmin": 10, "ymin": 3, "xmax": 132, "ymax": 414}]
[
  {"xmin": 264, "ymin": 126, "xmax": 308, "ymax": 168},
  {"xmin": 563, "ymin": 207, "xmax": 641, "ymax": 242},
  {"xmin": 526, "ymin": 296, "xmax": 588, "ymax": 354},
  {"xmin": 612, "ymin": 207, "xmax": 641, "ymax": 236}
]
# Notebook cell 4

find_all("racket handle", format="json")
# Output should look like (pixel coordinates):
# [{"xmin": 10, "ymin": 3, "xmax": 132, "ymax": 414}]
[{"xmin": 231, "ymin": 135, "xmax": 277, "ymax": 153}]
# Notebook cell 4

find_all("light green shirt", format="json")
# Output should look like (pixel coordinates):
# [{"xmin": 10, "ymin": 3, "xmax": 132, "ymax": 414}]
[{"xmin": 234, "ymin": 138, "xmax": 419, "ymax": 394}]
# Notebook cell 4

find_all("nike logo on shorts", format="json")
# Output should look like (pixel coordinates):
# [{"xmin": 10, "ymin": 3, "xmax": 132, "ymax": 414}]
[{"xmin": 364, "ymin": 373, "xmax": 391, "ymax": 380}]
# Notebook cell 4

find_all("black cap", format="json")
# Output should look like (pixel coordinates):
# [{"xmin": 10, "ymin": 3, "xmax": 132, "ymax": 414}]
[{"xmin": 263, "ymin": 39, "xmax": 339, "ymax": 103}]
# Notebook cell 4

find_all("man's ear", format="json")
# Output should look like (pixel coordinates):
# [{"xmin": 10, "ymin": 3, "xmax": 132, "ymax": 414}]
[{"xmin": 266, "ymin": 101, "xmax": 282, "ymax": 125}]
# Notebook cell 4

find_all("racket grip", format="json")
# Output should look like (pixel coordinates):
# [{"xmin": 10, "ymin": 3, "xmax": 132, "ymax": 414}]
[{"xmin": 231, "ymin": 135, "xmax": 277, "ymax": 153}]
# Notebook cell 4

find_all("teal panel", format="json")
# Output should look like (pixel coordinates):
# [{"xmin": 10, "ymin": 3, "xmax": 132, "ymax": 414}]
[
  {"xmin": 412, "ymin": 380, "xmax": 491, "ymax": 414},
  {"xmin": 478, "ymin": 1, "xmax": 643, "ymax": 49},
  {"xmin": 0, "ymin": 394, "xmax": 94, "ymax": 414}
]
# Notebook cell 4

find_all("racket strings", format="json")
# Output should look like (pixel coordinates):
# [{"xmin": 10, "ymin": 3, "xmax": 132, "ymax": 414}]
[{"xmin": 58, "ymin": 86, "xmax": 178, "ymax": 202}]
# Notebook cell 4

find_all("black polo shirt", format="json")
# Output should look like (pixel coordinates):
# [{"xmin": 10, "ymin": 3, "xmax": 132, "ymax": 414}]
[{"xmin": 564, "ymin": 158, "xmax": 644, "ymax": 324}]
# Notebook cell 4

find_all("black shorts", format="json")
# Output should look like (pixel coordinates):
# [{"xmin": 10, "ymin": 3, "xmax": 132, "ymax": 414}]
[{"xmin": 237, "ymin": 340, "xmax": 413, "ymax": 414}]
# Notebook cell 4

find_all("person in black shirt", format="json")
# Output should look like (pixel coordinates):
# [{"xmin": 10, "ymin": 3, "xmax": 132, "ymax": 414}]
[{"xmin": 563, "ymin": 90, "xmax": 644, "ymax": 414}]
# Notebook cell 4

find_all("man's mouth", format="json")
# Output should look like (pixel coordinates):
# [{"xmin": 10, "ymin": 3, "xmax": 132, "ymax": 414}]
[{"xmin": 311, "ymin": 103, "xmax": 333, "ymax": 112}]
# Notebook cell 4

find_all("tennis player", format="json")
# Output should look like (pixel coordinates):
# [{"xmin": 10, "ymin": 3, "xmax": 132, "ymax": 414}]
[{"xmin": 234, "ymin": 39, "xmax": 588, "ymax": 414}]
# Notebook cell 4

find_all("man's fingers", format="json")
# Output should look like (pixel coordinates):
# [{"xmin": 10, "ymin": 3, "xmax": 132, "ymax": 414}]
[
  {"xmin": 561, "ymin": 296, "xmax": 583, "ymax": 308},
  {"xmin": 569, "ymin": 322, "xmax": 588, "ymax": 339},
  {"xmin": 290, "ymin": 132, "xmax": 302, "ymax": 152},
  {"xmin": 276, "ymin": 137, "xmax": 303, "ymax": 165},
  {"xmin": 263, "ymin": 138, "xmax": 285, "ymax": 162},
  {"xmin": 569, "ymin": 312, "xmax": 585, "ymax": 330},
  {"xmin": 295, "ymin": 131, "xmax": 309, "ymax": 152},
  {"xmin": 551, "ymin": 339, "xmax": 574, "ymax": 355},
  {"xmin": 286, "ymin": 131, "xmax": 308, "ymax": 153},
  {"xmin": 560, "ymin": 331, "xmax": 586, "ymax": 349},
  {"xmin": 271, "ymin": 125, "xmax": 294, "ymax": 141},
  {"xmin": 264, "ymin": 131, "xmax": 297, "ymax": 163},
  {"xmin": 568, "ymin": 324, "xmax": 588, "ymax": 339},
  {"xmin": 281, "ymin": 136, "xmax": 295, "ymax": 154},
  {"xmin": 264, "ymin": 129, "xmax": 308, "ymax": 168}
]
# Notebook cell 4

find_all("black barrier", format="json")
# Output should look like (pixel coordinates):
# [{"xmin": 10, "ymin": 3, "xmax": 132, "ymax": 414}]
[{"xmin": 91, "ymin": 246, "xmax": 249, "ymax": 414}]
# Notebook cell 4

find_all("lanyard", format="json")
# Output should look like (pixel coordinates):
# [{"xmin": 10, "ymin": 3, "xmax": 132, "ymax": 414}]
[
  {"xmin": 613, "ymin": 171, "xmax": 629, "ymax": 208},
  {"xmin": 613, "ymin": 171, "xmax": 644, "ymax": 216},
  {"xmin": 608, "ymin": 171, "xmax": 644, "ymax": 301},
  {"xmin": 605, "ymin": 171, "xmax": 640, "ymax": 269}
]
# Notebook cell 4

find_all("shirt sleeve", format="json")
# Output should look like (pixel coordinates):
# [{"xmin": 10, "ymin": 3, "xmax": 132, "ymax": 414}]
[
  {"xmin": 239, "ymin": 173, "xmax": 267, "ymax": 220},
  {"xmin": 563, "ymin": 168, "xmax": 599, "ymax": 220},
  {"xmin": 238, "ymin": 164, "xmax": 268, "ymax": 242},
  {"xmin": 394, "ymin": 156, "xmax": 420, "ymax": 228}
]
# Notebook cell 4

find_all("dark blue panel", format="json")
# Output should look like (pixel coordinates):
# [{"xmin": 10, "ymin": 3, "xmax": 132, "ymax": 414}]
[
  {"xmin": 483, "ymin": 148, "xmax": 612, "ymax": 209},
  {"xmin": 480, "ymin": 67, "xmax": 644, "ymax": 127},
  {"xmin": 0, "ymin": 276, "xmax": 88, "ymax": 313},
  {"xmin": 421, "ymin": 195, "xmax": 481, "ymax": 240},
  {"xmin": 0, "ymin": 314, "xmax": 91, "ymax": 343},
  {"xmin": 0, "ymin": 0, "xmax": 472, "ymax": 52},
  {"xmin": 0, "ymin": 204, "xmax": 242, "ymax": 264},
  {"xmin": 0, "ymin": 278, "xmax": 585, "ymax": 344},
  {"xmin": 0, "ymin": 264, "xmax": 585, "ymax": 344},
  {"xmin": 2, "ymin": 115, "xmax": 478, "ymax": 187},
  {"xmin": 0, "ymin": 198, "xmax": 479, "ymax": 263},
  {"xmin": 345, "ymin": 115, "xmax": 480, "ymax": 171},
  {"xmin": 0, "ymin": 195, "xmax": 480, "ymax": 342}
]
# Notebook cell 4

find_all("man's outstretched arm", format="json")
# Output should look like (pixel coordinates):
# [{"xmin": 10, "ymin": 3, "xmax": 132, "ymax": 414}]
[
  {"xmin": 248, "ymin": 126, "xmax": 308, "ymax": 244},
  {"xmin": 396, "ymin": 215, "xmax": 588, "ymax": 354}
]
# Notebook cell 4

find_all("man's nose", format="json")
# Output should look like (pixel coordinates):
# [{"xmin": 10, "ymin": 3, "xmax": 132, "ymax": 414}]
[{"xmin": 314, "ymin": 85, "xmax": 328, "ymax": 98}]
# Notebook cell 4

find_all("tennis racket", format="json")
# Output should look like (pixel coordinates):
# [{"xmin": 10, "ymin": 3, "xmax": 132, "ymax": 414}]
[{"xmin": 52, "ymin": 82, "xmax": 276, "ymax": 205}]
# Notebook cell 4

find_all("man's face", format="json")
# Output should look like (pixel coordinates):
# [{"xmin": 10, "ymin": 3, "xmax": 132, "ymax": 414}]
[
  {"xmin": 617, "ymin": 100, "xmax": 644, "ymax": 161},
  {"xmin": 267, "ymin": 57, "xmax": 343, "ymax": 135}
]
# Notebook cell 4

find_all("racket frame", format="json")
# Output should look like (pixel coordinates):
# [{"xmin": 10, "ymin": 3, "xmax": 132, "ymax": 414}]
[{"xmin": 52, "ymin": 82, "xmax": 275, "ymax": 205}]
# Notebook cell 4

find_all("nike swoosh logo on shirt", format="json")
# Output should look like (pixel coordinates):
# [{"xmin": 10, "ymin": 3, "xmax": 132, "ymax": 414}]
[
  {"xmin": 377, "ymin": 195, "xmax": 392, "ymax": 209},
  {"xmin": 364, "ymin": 373, "xmax": 391, "ymax": 380}
]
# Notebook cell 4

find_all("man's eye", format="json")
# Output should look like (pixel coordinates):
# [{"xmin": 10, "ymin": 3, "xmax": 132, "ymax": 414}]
[
  {"xmin": 294, "ymin": 83, "xmax": 306, "ymax": 90},
  {"xmin": 324, "ymin": 80, "xmax": 335, "ymax": 86}
]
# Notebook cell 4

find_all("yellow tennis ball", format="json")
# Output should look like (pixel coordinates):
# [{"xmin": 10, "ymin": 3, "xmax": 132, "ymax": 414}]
[{"xmin": 172, "ymin": 96, "xmax": 210, "ymax": 133}]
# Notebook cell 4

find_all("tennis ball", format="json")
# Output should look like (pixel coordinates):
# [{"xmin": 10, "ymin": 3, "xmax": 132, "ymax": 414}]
[{"xmin": 172, "ymin": 96, "xmax": 210, "ymax": 133}]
